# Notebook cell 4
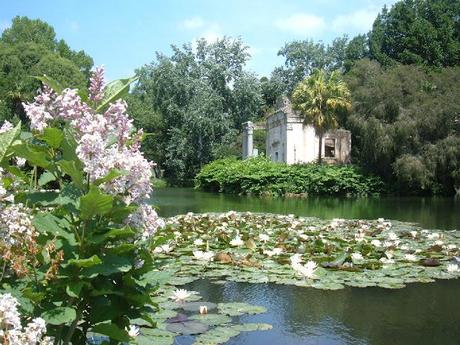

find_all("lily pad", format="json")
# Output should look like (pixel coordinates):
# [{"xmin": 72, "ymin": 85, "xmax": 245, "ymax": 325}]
[
  {"xmin": 165, "ymin": 321, "xmax": 209, "ymax": 335},
  {"xmin": 181, "ymin": 301, "xmax": 217, "ymax": 312},
  {"xmin": 217, "ymin": 302, "xmax": 266, "ymax": 316},
  {"xmin": 189, "ymin": 313, "xmax": 232, "ymax": 326}
]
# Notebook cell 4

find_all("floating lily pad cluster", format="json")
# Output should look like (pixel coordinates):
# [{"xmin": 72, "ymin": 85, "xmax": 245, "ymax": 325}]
[
  {"xmin": 153, "ymin": 211, "xmax": 460, "ymax": 290},
  {"xmin": 129, "ymin": 286, "xmax": 271, "ymax": 345}
]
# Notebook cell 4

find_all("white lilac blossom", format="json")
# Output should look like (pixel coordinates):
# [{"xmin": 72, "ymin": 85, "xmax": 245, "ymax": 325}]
[
  {"xmin": 0, "ymin": 120, "xmax": 13, "ymax": 133},
  {"xmin": 0, "ymin": 203, "xmax": 36, "ymax": 245}
]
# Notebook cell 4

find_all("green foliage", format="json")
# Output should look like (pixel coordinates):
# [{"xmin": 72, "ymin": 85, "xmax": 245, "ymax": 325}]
[
  {"xmin": 0, "ymin": 77, "xmax": 163, "ymax": 345},
  {"xmin": 195, "ymin": 157, "xmax": 384, "ymax": 197},
  {"xmin": 0, "ymin": 16, "xmax": 93, "ymax": 123},
  {"xmin": 345, "ymin": 59, "xmax": 460, "ymax": 195},
  {"xmin": 133, "ymin": 37, "xmax": 264, "ymax": 183},
  {"xmin": 369, "ymin": 0, "xmax": 460, "ymax": 67}
]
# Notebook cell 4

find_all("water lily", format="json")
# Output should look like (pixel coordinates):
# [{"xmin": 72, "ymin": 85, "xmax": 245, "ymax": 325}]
[
  {"xmin": 447, "ymin": 244, "xmax": 457, "ymax": 250},
  {"xmin": 199, "ymin": 305, "xmax": 208, "ymax": 314},
  {"xmin": 354, "ymin": 232, "xmax": 365, "ymax": 242},
  {"xmin": 170, "ymin": 289, "xmax": 192, "ymax": 302},
  {"xmin": 230, "ymin": 235, "xmax": 244, "ymax": 247},
  {"xmin": 351, "ymin": 252, "xmax": 363, "ymax": 261},
  {"xmin": 193, "ymin": 250, "xmax": 215, "ymax": 261},
  {"xmin": 427, "ymin": 232, "xmax": 440, "ymax": 240},
  {"xmin": 258, "ymin": 233, "xmax": 270, "ymax": 243},
  {"xmin": 153, "ymin": 244, "xmax": 173, "ymax": 253},
  {"xmin": 194, "ymin": 238, "xmax": 204, "ymax": 246},
  {"xmin": 292, "ymin": 260, "xmax": 317, "ymax": 279},
  {"xmin": 387, "ymin": 232, "xmax": 398, "ymax": 241},
  {"xmin": 410, "ymin": 231, "xmax": 418, "ymax": 238},
  {"xmin": 447, "ymin": 264, "xmax": 459, "ymax": 273},
  {"xmin": 405, "ymin": 254, "xmax": 418, "ymax": 262},
  {"xmin": 126, "ymin": 325, "xmax": 139, "ymax": 338},
  {"xmin": 371, "ymin": 239, "xmax": 382, "ymax": 247},
  {"xmin": 377, "ymin": 218, "xmax": 385, "ymax": 223},
  {"xmin": 290, "ymin": 254, "xmax": 303, "ymax": 265},
  {"xmin": 264, "ymin": 248, "xmax": 283, "ymax": 257}
]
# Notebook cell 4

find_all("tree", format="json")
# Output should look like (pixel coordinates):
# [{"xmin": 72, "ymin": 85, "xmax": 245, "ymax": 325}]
[
  {"xmin": 369, "ymin": 0, "xmax": 460, "ymax": 67},
  {"xmin": 292, "ymin": 69, "xmax": 352, "ymax": 164},
  {"xmin": 0, "ymin": 16, "xmax": 93, "ymax": 123},
  {"xmin": 133, "ymin": 37, "xmax": 263, "ymax": 183}
]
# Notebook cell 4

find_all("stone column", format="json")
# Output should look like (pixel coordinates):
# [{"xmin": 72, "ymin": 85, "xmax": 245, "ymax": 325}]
[{"xmin": 242, "ymin": 121, "xmax": 254, "ymax": 159}]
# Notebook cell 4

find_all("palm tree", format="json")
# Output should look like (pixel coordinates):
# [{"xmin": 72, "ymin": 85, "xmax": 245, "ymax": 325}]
[{"xmin": 291, "ymin": 69, "xmax": 352, "ymax": 164}]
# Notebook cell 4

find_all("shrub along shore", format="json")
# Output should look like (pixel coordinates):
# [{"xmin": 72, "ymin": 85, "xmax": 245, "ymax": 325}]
[{"xmin": 195, "ymin": 157, "xmax": 384, "ymax": 197}]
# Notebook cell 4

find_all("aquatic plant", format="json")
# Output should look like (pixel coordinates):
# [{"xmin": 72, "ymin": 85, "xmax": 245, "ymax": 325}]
[{"xmin": 153, "ymin": 211, "xmax": 460, "ymax": 290}]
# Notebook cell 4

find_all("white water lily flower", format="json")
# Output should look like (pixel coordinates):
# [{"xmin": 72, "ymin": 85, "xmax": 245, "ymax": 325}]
[
  {"xmin": 447, "ymin": 264, "xmax": 459, "ymax": 273},
  {"xmin": 292, "ymin": 260, "xmax": 317, "ymax": 279},
  {"xmin": 194, "ymin": 238, "xmax": 204, "ymax": 246},
  {"xmin": 385, "ymin": 251, "xmax": 394, "ymax": 259},
  {"xmin": 380, "ymin": 257, "xmax": 395, "ymax": 264},
  {"xmin": 153, "ymin": 244, "xmax": 173, "ymax": 254},
  {"xmin": 387, "ymin": 232, "xmax": 398, "ymax": 241},
  {"xmin": 193, "ymin": 250, "xmax": 214, "ymax": 261},
  {"xmin": 427, "ymin": 232, "xmax": 440, "ymax": 240},
  {"xmin": 264, "ymin": 248, "xmax": 283, "ymax": 257},
  {"xmin": 405, "ymin": 254, "xmax": 418, "ymax": 262},
  {"xmin": 377, "ymin": 218, "xmax": 385, "ymax": 223},
  {"xmin": 371, "ymin": 239, "xmax": 382, "ymax": 247},
  {"xmin": 383, "ymin": 241, "xmax": 394, "ymax": 248},
  {"xmin": 258, "ymin": 234, "xmax": 270, "ymax": 243},
  {"xmin": 410, "ymin": 231, "xmax": 418, "ymax": 238},
  {"xmin": 351, "ymin": 252, "xmax": 363, "ymax": 261},
  {"xmin": 447, "ymin": 244, "xmax": 457, "ymax": 250},
  {"xmin": 229, "ymin": 235, "xmax": 244, "ymax": 247},
  {"xmin": 355, "ymin": 232, "xmax": 365, "ymax": 242},
  {"xmin": 126, "ymin": 325, "xmax": 140, "ymax": 338},
  {"xmin": 290, "ymin": 254, "xmax": 303, "ymax": 265},
  {"xmin": 400, "ymin": 244, "xmax": 409, "ymax": 251},
  {"xmin": 435, "ymin": 240, "xmax": 444, "ymax": 246},
  {"xmin": 170, "ymin": 289, "xmax": 192, "ymax": 302}
]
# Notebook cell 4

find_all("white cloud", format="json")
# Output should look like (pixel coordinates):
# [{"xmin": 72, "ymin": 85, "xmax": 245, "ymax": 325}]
[
  {"xmin": 274, "ymin": 13, "xmax": 326, "ymax": 35},
  {"xmin": 181, "ymin": 16, "xmax": 205, "ymax": 30},
  {"xmin": 331, "ymin": 8, "xmax": 378, "ymax": 33}
]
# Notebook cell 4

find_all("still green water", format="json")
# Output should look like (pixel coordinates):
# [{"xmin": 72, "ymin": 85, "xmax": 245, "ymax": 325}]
[{"xmin": 152, "ymin": 188, "xmax": 460, "ymax": 345}]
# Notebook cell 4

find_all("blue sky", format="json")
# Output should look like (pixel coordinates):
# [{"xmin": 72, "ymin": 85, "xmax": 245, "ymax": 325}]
[{"xmin": 0, "ymin": 0, "xmax": 397, "ymax": 81}]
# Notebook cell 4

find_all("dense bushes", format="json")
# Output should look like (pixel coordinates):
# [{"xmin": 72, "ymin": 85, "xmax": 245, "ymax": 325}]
[{"xmin": 195, "ymin": 157, "xmax": 384, "ymax": 197}]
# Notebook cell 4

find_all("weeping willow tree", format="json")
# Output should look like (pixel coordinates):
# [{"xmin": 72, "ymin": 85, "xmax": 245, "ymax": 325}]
[{"xmin": 292, "ymin": 69, "xmax": 352, "ymax": 164}]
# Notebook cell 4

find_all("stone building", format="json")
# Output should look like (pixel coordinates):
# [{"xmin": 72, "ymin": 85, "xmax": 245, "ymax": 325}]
[{"xmin": 243, "ymin": 97, "xmax": 351, "ymax": 164}]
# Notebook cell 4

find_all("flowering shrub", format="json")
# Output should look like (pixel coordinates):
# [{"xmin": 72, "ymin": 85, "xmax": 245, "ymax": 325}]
[{"xmin": 0, "ymin": 68, "xmax": 165, "ymax": 344}]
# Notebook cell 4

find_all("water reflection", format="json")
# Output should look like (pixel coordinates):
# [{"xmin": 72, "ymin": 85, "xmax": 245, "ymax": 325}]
[
  {"xmin": 183, "ymin": 279, "xmax": 460, "ymax": 345},
  {"xmin": 152, "ymin": 188, "xmax": 460, "ymax": 229}
]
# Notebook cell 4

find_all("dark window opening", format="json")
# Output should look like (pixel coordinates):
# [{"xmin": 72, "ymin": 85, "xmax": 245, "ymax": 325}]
[
  {"xmin": 275, "ymin": 151, "xmax": 279, "ymax": 161},
  {"xmin": 325, "ymin": 138, "xmax": 335, "ymax": 158}
]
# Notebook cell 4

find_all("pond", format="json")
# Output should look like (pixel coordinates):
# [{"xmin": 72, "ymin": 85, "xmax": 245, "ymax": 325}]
[{"xmin": 151, "ymin": 188, "xmax": 460, "ymax": 345}]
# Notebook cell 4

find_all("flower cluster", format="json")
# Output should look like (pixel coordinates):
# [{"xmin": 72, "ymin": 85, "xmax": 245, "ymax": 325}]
[
  {"xmin": 0, "ymin": 293, "xmax": 51, "ymax": 345},
  {"xmin": 0, "ymin": 203, "xmax": 36, "ymax": 246},
  {"xmin": 22, "ymin": 67, "xmax": 164, "ymax": 239}
]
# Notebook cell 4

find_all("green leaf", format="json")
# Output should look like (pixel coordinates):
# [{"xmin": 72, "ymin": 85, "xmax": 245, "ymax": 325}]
[
  {"xmin": 61, "ymin": 127, "xmax": 81, "ymax": 167},
  {"xmin": 92, "ymin": 227, "xmax": 135, "ymax": 244},
  {"xmin": 38, "ymin": 171, "xmax": 56, "ymax": 186},
  {"xmin": 32, "ymin": 213, "xmax": 77, "ymax": 245},
  {"xmin": 79, "ymin": 186, "xmax": 113, "ymax": 220},
  {"xmin": 94, "ymin": 169, "xmax": 126, "ymax": 186},
  {"xmin": 35, "ymin": 75, "xmax": 64, "ymax": 94},
  {"xmin": 66, "ymin": 282, "xmax": 85, "ymax": 298},
  {"xmin": 58, "ymin": 160, "xmax": 84, "ymax": 189},
  {"xmin": 96, "ymin": 76, "xmax": 137, "ymax": 113},
  {"xmin": 41, "ymin": 307, "xmax": 76, "ymax": 325},
  {"xmin": 13, "ymin": 142, "xmax": 51, "ymax": 168},
  {"xmin": 66, "ymin": 255, "xmax": 102, "ymax": 268},
  {"xmin": 39, "ymin": 127, "xmax": 64, "ymax": 148},
  {"xmin": 0, "ymin": 121, "xmax": 21, "ymax": 163},
  {"xmin": 92, "ymin": 322, "xmax": 130, "ymax": 342},
  {"xmin": 82, "ymin": 255, "xmax": 132, "ymax": 277}
]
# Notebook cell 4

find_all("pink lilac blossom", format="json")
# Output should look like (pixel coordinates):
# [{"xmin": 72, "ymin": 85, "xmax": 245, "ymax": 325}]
[
  {"xmin": 22, "ymin": 86, "xmax": 55, "ymax": 132},
  {"xmin": 0, "ymin": 293, "xmax": 50, "ymax": 345},
  {"xmin": 0, "ymin": 120, "xmax": 13, "ymax": 133},
  {"xmin": 89, "ymin": 65, "xmax": 105, "ymax": 102},
  {"xmin": 126, "ymin": 204, "xmax": 165, "ymax": 241}
]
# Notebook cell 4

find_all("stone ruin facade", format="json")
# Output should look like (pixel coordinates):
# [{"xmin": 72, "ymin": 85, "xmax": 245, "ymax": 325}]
[{"xmin": 243, "ymin": 97, "xmax": 351, "ymax": 164}]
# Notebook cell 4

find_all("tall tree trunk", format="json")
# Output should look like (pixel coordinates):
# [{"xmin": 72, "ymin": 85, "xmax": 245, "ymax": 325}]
[{"xmin": 318, "ymin": 131, "xmax": 323, "ymax": 164}]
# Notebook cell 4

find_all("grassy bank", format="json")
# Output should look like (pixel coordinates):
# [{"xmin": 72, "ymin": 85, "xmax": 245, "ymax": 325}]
[{"xmin": 195, "ymin": 157, "xmax": 384, "ymax": 197}]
